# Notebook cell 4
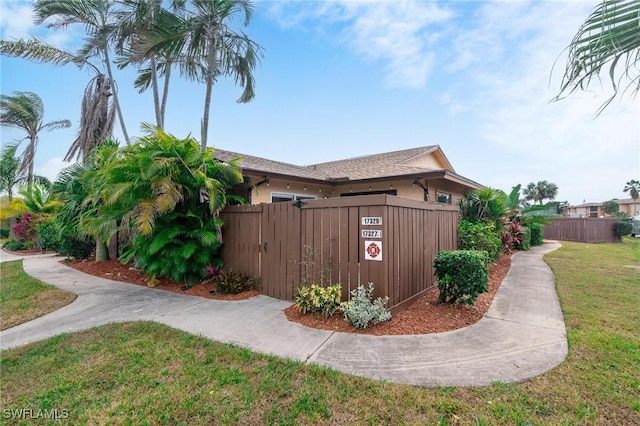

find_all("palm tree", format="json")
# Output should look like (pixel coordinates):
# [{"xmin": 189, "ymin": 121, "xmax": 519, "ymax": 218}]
[
  {"xmin": 555, "ymin": 0, "xmax": 640, "ymax": 113},
  {"xmin": 1, "ymin": 39, "xmax": 117, "ymax": 164},
  {"xmin": 136, "ymin": 0, "xmax": 262, "ymax": 150},
  {"xmin": 34, "ymin": 0, "xmax": 131, "ymax": 145},
  {"xmin": 523, "ymin": 181, "xmax": 559, "ymax": 205},
  {"xmin": 0, "ymin": 143, "xmax": 52, "ymax": 200},
  {"xmin": 116, "ymin": 0, "xmax": 185, "ymax": 130},
  {"xmin": 624, "ymin": 179, "xmax": 640, "ymax": 216},
  {"xmin": 0, "ymin": 91, "xmax": 71, "ymax": 187}
]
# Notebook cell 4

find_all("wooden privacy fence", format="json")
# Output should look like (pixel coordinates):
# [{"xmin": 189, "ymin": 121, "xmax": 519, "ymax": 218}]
[
  {"xmin": 221, "ymin": 194, "xmax": 459, "ymax": 313},
  {"xmin": 543, "ymin": 218, "xmax": 620, "ymax": 243}
]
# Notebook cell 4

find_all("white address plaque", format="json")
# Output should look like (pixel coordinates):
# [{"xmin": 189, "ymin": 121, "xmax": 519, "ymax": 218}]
[
  {"xmin": 361, "ymin": 229, "xmax": 382, "ymax": 238},
  {"xmin": 361, "ymin": 216, "xmax": 382, "ymax": 225}
]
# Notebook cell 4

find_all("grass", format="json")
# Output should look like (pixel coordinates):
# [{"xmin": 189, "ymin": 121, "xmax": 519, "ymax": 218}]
[
  {"xmin": 1, "ymin": 240, "xmax": 639, "ymax": 424},
  {"xmin": 0, "ymin": 260, "xmax": 76, "ymax": 330}
]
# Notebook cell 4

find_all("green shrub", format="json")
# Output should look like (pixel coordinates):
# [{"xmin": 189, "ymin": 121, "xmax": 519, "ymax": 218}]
[
  {"xmin": 294, "ymin": 284, "xmax": 342, "ymax": 317},
  {"xmin": 529, "ymin": 223, "xmax": 544, "ymax": 246},
  {"xmin": 3, "ymin": 238, "xmax": 27, "ymax": 251},
  {"xmin": 0, "ymin": 228, "xmax": 9, "ymax": 238},
  {"xmin": 340, "ymin": 283, "xmax": 391, "ymax": 329},
  {"xmin": 59, "ymin": 231, "xmax": 94, "ymax": 260},
  {"xmin": 37, "ymin": 220, "xmax": 61, "ymax": 252},
  {"xmin": 433, "ymin": 250, "xmax": 489, "ymax": 305},
  {"xmin": 120, "ymin": 213, "xmax": 225, "ymax": 287},
  {"xmin": 520, "ymin": 226, "xmax": 531, "ymax": 251},
  {"xmin": 214, "ymin": 270, "xmax": 259, "ymax": 295},
  {"xmin": 457, "ymin": 220, "xmax": 502, "ymax": 261},
  {"xmin": 613, "ymin": 221, "xmax": 633, "ymax": 240}
]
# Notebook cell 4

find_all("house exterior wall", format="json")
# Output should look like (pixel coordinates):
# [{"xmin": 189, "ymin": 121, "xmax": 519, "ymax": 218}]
[
  {"xmin": 244, "ymin": 176, "xmax": 471, "ymax": 206},
  {"xmin": 566, "ymin": 200, "xmax": 639, "ymax": 218}
]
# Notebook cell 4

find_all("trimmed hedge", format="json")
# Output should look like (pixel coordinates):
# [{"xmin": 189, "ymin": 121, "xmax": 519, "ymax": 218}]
[
  {"xmin": 433, "ymin": 250, "xmax": 489, "ymax": 305},
  {"xmin": 529, "ymin": 223, "xmax": 544, "ymax": 246},
  {"xmin": 520, "ymin": 226, "xmax": 531, "ymax": 251},
  {"xmin": 0, "ymin": 228, "xmax": 9, "ymax": 238}
]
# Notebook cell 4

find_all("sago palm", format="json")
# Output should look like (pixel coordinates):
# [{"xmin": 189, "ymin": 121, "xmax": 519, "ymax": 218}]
[{"xmin": 0, "ymin": 91, "xmax": 71, "ymax": 187}]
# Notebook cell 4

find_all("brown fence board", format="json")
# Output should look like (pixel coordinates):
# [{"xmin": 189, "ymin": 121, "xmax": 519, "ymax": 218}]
[
  {"xmin": 221, "ymin": 195, "xmax": 459, "ymax": 312},
  {"xmin": 543, "ymin": 218, "xmax": 619, "ymax": 243}
]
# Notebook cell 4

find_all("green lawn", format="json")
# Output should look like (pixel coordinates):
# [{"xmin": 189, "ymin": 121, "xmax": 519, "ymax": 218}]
[
  {"xmin": 1, "ymin": 240, "xmax": 639, "ymax": 425},
  {"xmin": 0, "ymin": 260, "xmax": 76, "ymax": 330}
]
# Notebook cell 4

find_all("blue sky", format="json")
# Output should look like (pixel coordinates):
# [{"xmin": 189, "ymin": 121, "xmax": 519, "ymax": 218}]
[{"xmin": 1, "ymin": 0, "xmax": 638, "ymax": 205}]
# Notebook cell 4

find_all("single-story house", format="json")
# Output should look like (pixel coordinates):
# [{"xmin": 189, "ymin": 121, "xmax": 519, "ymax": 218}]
[
  {"xmin": 214, "ymin": 145, "xmax": 482, "ymax": 205},
  {"xmin": 565, "ymin": 198, "xmax": 639, "ymax": 218}
]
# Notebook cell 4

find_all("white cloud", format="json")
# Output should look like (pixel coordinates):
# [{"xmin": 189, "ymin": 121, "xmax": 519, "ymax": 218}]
[
  {"xmin": 36, "ymin": 157, "xmax": 71, "ymax": 183},
  {"xmin": 0, "ymin": 2, "xmax": 36, "ymax": 39},
  {"xmin": 267, "ymin": 0, "xmax": 453, "ymax": 89}
]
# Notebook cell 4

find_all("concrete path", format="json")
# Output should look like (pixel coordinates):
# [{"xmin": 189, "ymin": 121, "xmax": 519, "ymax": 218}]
[{"xmin": 0, "ymin": 242, "xmax": 567, "ymax": 387}]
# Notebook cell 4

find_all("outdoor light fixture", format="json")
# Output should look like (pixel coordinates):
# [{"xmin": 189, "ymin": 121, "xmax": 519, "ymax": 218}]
[{"xmin": 292, "ymin": 200, "xmax": 308, "ymax": 209}]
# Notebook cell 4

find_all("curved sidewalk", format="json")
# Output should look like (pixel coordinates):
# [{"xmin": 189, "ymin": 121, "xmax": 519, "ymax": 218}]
[{"xmin": 0, "ymin": 242, "xmax": 567, "ymax": 387}]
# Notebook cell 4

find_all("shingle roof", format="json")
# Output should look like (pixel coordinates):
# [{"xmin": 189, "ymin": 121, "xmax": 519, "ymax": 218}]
[{"xmin": 214, "ymin": 145, "xmax": 450, "ymax": 181}]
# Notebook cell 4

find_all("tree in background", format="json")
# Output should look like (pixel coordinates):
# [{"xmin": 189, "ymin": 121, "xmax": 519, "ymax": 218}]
[
  {"xmin": 0, "ymin": 40, "xmax": 116, "ymax": 164},
  {"xmin": 34, "ymin": 0, "xmax": 131, "ymax": 145},
  {"xmin": 136, "ymin": 0, "xmax": 262, "ymax": 150},
  {"xmin": 624, "ymin": 179, "xmax": 640, "ymax": 216},
  {"xmin": 0, "ymin": 91, "xmax": 71, "ymax": 187},
  {"xmin": 523, "ymin": 181, "xmax": 559, "ymax": 205},
  {"xmin": 555, "ymin": 0, "xmax": 640, "ymax": 114},
  {"xmin": 602, "ymin": 199, "xmax": 620, "ymax": 216}
]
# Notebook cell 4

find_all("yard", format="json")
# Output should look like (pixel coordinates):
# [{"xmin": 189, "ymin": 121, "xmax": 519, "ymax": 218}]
[{"xmin": 1, "ymin": 239, "xmax": 639, "ymax": 424}]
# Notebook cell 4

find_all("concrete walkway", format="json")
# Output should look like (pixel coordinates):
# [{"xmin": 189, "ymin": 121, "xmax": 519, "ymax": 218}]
[{"xmin": 0, "ymin": 242, "xmax": 567, "ymax": 387}]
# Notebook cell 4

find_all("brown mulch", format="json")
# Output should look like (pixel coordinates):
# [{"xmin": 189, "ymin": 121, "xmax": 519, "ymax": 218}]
[
  {"xmin": 61, "ymin": 251, "xmax": 511, "ymax": 336},
  {"xmin": 285, "ymin": 252, "xmax": 512, "ymax": 335},
  {"xmin": 63, "ymin": 258, "xmax": 259, "ymax": 301}
]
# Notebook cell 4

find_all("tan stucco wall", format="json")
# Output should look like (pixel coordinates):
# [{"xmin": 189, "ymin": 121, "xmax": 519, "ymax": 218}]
[{"xmin": 245, "ymin": 176, "xmax": 470, "ymax": 207}]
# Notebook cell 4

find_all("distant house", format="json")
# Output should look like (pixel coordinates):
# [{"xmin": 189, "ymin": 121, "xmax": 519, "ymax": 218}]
[
  {"xmin": 565, "ymin": 198, "xmax": 639, "ymax": 218},
  {"xmin": 214, "ymin": 146, "xmax": 482, "ymax": 205}
]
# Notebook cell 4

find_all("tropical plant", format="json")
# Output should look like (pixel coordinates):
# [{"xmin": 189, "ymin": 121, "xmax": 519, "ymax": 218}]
[
  {"xmin": 0, "ymin": 143, "xmax": 49, "ymax": 200},
  {"xmin": 522, "ymin": 181, "xmax": 559, "ymax": 205},
  {"xmin": 602, "ymin": 199, "xmax": 620, "ymax": 216},
  {"xmin": 613, "ymin": 221, "xmax": 633, "ymax": 240},
  {"xmin": 555, "ymin": 0, "xmax": 640, "ymax": 114},
  {"xmin": 115, "ymin": 0, "xmax": 185, "ymax": 130},
  {"xmin": 136, "ymin": 0, "xmax": 263, "ymax": 150},
  {"xmin": 0, "ymin": 91, "xmax": 71, "ymax": 186},
  {"xmin": 623, "ymin": 179, "xmax": 640, "ymax": 216},
  {"xmin": 83, "ymin": 126, "xmax": 243, "ymax": 285},
  {"xmin": 459, "ymin": 187, "xmax": 508, "ymax": 225},
  {"xmin": 213, "ymin": 269, "xmax": 259, "ymax": 295},
  {"xmin": 0, "ymin": 39, "xmax": 117, "ymax": 163},
  {"xmin": 34, "ymin": 0, "xmax": 131, "ymax": 144},
  {"xmin": 294, "ymin": 284, "xmax": 342, "ymax": 318}
]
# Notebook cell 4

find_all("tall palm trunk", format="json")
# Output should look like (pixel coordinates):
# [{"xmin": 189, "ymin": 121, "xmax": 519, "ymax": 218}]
[
  {"xmin": 160, "ymin": 60, "xmax": 171, "ymax": 129},
  {"xmin": 150, "ymin": 56, "xmax": 162, "ymax": 129},
  {"xmin": 201, "ymin": 38, "xmax": 217, "ymax": 151},
  {"xmin": 103, "ymin": 48, "xmax": 130, "ymax": 145}
]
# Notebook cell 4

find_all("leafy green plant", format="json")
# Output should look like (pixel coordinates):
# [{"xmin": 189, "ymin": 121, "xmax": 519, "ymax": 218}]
[
  {"xmin": 529, "ymin": 223, "xmax": 544, "ymax": 246},
  {"xmin": 613, "ymin": 221, "xmax": 633, "ymax": 240},
  {"xmin": 58, "ymin": 230, "xmax": 94, "ymax": 260},
  {"xmin": 520, "ymin": 226, "xmax": 531, "ymax": 251},
  {"xmin": 340, "ymin": 283, "xmax": 391, "ymax": 329},
  {"xmin": 433, "ymin": 250, "xmax": 489, "ymax": 305},
  {"xmin": 459, "ymin": 188, "xmax": 508, "ymax": 225},
  {"xmin": 37, "ymin": 219, "xmax": 61, "ymax": 252},
  {"xmin": 83, "ymin": 127, "xmax": 243, "ymax": 285},
  {"xmin": 3, "ymin": 238, "xmax": 27, "ymax": 251},
  {"xmin": 0, "ymin": 228, "xmax": 9, "ymax": 238},
  {"xmin": 457, "ymin": 220, "xmax": 502, "ymax": 261},
  {"xmin": 214, "ymin": 270, "xmax": 259, "ymax": 295},
  {"xmin": 294, "ymin": 284, "xmax": 342, "ymax": 318}
]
